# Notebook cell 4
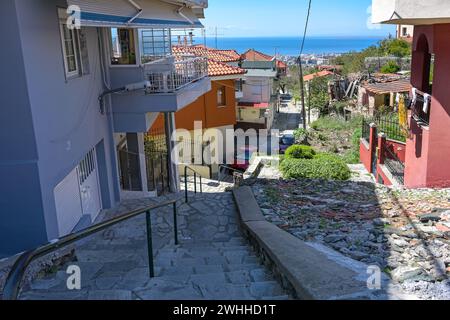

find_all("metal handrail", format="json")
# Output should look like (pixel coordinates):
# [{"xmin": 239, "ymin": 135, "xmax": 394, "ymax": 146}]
[
  {"xmin": 218, "ymin": 165, "xmax": 245, "ymax": 186},
  {"xmin": 184, "ymin": 166, "xmax": 204, "ymax": 203},
  {"xmin": 2, "ymin": 199, "xmax": 179, "ymax": 300}
]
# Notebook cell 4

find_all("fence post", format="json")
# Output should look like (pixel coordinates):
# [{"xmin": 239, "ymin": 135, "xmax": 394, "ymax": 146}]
[
  {"xmin": 378, "ymin": 133, "xmax": 387, "ymax": 166},
  {"xmin": 146, "ymin": 210, "xmax": 155, "ymax": 278},
  {"xmin": 369, "ymin": 123, "xmax": 377, "ymax": 173}
]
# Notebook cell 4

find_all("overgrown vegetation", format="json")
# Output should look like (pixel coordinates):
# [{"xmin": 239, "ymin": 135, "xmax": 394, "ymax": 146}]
[
  {"xmin": 280, "ymin": 149, "xmax": 351, "ymax": 181},
  {"xmin": 380, "ymin": 60, "xmax": 401, "ymax": 74},
  {"xmin": 306, "ymin": 115, "xmax": 363, "ymax": 164},
  {"xmin": 333, "ymin": 38, "xmax": 411, "ymax": 75}
]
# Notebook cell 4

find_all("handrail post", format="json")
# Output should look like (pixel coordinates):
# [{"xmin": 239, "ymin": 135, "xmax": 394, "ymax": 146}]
[
  {"xmin": 184, "ymin": 166, "xmax": 188, "ymax": 203},
  {"xmin": 146, "ymin": 210, "xmax": 155, "ymax": 278},
  {"xmin": 173, "ymin": 202, "xmax": 179, "ymax": 245},
  {"xmin": 200, "ymin": 176, "xmax": 203, "ymax": 194},
  {"xmin": 194, "ymin": 173, "xmax": 197, "ymax": 194}
]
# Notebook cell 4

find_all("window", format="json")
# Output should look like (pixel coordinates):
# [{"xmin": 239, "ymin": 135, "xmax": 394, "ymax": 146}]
[
  {"xmin": 235, "ymin": 80, "xmax": 243, "ymax": 92},
  {"xmin": 60, "ymin": 23, "xmax": 80, "ymax": 78},
  {"xmin": 402, "ymin": 27, "xmax": 408, "ymax": 37},
  {"xmin": 58, "ymin": 7, "xmax": 89, "ymax": 79},
  {"xmin": 217, "ymin": 86, "xmax": 227, "ymax": 106},
  {"xmin": 110, "ymin": 28, "xmax": 137, "ymax": 65},
  {"xmin": 140, "ymin": 29, "xmax": 171, "ymax": 63}
]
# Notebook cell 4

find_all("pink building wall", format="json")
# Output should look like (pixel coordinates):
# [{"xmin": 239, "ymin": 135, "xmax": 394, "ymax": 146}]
[{"xmin": 405, "ymin": 24, "xmax": 450, "ymax": 188}]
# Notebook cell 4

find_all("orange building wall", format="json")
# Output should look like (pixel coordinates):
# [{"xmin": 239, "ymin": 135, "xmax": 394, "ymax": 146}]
[{"xmin": 151, "ymin": 79, "xmax": 237, "ymax": 132}]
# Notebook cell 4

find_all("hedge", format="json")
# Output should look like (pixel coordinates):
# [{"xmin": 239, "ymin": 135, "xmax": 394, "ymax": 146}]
[
  {"xmin": 280, "ymin": 153, "xmax": 351, "ymax": 181},
  {"xmin": 285, "ymin": 145, "xmax": 316, "ymax": 160}
]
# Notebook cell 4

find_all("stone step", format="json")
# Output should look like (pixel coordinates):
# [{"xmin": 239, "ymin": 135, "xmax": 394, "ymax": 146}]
[
  {"xmin": 249, "ymin": 281, "xmax": 285, "ymax": 299},
  {"xmin": 262, "ymin": 295, "xmax": 291, "ymax": 300}
]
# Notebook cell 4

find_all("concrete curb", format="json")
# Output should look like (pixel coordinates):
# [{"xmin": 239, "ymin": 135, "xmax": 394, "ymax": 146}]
[{"xmin": 233, "ymin": 186, "xmax": 417, "ymax": 300}]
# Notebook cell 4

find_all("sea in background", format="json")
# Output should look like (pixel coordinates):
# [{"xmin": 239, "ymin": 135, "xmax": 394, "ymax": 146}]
[{"xmin": 198, "ymin": 36, "xmax": 386, "ymax": 56}]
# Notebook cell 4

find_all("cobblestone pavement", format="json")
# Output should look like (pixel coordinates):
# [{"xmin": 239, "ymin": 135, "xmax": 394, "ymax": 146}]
[
  {"xmin": 253, "ymin": 164, "xmax": 450, "ymax": 300},
  {"xmin": 19, "ymin": 179, "xmax": 288, "ymax": 300},
  {"xmin": 273, "ymin": 102, "xmax": 302, "ymax": 132}
]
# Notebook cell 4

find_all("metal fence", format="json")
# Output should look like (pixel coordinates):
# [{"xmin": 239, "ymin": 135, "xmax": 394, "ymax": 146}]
[
  {"xmin": 365, "ymin": 114, "xmax": 407, "ymax": 142},
  {"xmin": 144, "ymin": 55, "xmax": 208, "ymax": 94},
  {"xmin": 362, "ymin": 118, "xmax": 371, "ymax": 143},
  {"xmin": 118, "ymin": 149, "xmax": 142, "ymax": 192},
  {"xmin": 383, "ymin": 142, "xmax": 405, "ymax": 185}
]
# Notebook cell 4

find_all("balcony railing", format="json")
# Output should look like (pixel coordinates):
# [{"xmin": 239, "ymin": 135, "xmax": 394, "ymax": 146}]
[
  {"xmin": 143, "ymin": 55, "xmax": 208, "ymax": 94},
  {"xmin": 411, "ymin": 88, "xmax": 431, "ymax": 127}
]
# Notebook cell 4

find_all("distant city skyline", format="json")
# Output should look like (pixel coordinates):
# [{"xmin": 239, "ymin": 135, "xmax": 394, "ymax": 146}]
[{"xmin": 197, "ymin": 0, "xmax": 395, "ymax": 38}]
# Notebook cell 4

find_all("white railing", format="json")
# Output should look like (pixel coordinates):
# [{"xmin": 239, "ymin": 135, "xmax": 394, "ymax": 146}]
[{"xmin": 143, "ymin": 55, "xmax": 208, "ymax": 94}]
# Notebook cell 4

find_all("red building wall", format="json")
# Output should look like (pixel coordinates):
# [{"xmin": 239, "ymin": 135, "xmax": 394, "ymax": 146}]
[{"xmin": 405, "ymin": 24, "xmax": 450, "ymax": 188}]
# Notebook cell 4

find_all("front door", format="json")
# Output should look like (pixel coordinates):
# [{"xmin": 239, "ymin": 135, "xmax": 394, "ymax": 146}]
[{"xmin": 77, "ymin": 149, "xmax": 102, "ymax": 221}]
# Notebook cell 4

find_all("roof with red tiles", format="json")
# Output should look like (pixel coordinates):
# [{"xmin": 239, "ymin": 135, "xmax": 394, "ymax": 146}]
[
  {"xmin": 172, "ymin": 45, "xmax": 246, "ymax": 77},
  {"xmin": 363, "ymin": 79, "xmax": 412, "ymax": 95},
  {"xmin": 215, "ymin": 49, "xmax": 241, "ymax": 61},
  {"xmin": 303, "ymin": 70, "xmax": 334, "ymax": 82},
  {"xmin": 173, "ymin": 45, "xmax": 241, "ymax": 63},
  {"xmin": 276, "ymin": 60, "xmax": 287, "ymax": 69},
  {"xmin": 241, "ymin": 49, "xmax": 274, "ymax": 62},
  {"xmin": 207, "ymin": 59, "xmax": 247, "ymax": 77}
]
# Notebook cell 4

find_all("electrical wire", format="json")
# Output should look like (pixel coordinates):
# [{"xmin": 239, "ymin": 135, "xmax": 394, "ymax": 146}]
[{"xmin": 300, "ymin": 0, "xmax": 313, "ymax": 56}]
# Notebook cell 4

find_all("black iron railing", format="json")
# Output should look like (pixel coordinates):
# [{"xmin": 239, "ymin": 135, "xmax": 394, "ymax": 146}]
[
  {"xmin": 365, "ymin": 114, "xmax": 406, "ymax": 142},
  {"xmin": 218, "ymin": 165, "xmax": 244, "ymax": 186},
  {"xmin": 118, "ymin": 149, "xmax": 142, "ymax": 192},
  {"xmin": 2, "ymin": 199, "xmax": 179, "ymax": 300},
  {"xmin": 184, "ymin": 166, "xmax": 204, "ymax": 203},
  {"xmin": 362, "ymin": 118, "xmax": 371, "ymax": 143},
  {"xmin": 383, "ymin": 143, "xmax": 405, "ymax": 185}
]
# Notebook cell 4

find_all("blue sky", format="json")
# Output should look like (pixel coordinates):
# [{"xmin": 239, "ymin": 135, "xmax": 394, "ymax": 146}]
[{"xmin": 200, "ymin": 0, "xmax": 395, "ymax": 37}]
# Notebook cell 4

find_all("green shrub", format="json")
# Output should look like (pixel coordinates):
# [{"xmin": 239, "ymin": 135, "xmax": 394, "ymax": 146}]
[
  {"xmin": 285, "ymin": 145, "xmax": 316, "ymax": 160},
  {"xmin": 381, "ymin": 61, "xmax": 400, "ymax": 74},
  {"xmin": 294, "ymin": 128, "xmax": 309, "ymax": 142},
  {"xmin": 280, "ymin": 154, "xmax": 351, "ymax": 181}
]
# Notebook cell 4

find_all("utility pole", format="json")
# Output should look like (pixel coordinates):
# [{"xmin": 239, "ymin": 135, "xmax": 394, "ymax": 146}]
[
  {"xmin": 307, "ymin": 81, "xmax": 311, "ymax": 124},
  {"xmin": 298, "ymin": 57, "xmax": 307, "ymax": 130}
]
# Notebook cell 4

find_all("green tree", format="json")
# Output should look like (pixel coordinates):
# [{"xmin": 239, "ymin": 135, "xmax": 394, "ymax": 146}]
[
  {"xmin": 380, "ymin": 60, "xmax": 400, "ymax": 74},
  {"xmin": 309, "ymin": 76, "xmax": 330, "ymax": 115}
]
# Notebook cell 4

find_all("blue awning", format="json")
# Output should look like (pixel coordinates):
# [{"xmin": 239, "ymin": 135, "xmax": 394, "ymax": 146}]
[{"xmin": 67, "ymin": 0, "xmax": 204, "ymax": 28}]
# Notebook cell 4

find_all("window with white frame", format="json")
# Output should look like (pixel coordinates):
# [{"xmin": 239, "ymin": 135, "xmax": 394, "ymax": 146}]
[
  {"xmin": 58, "ymin": 8, "xmax": 89, "ymax": 79},
  {"xmin": 140, "ymin": 29, "xmax": 172, "ymax": 63},
  {"xmin": 60, "ymin": 23, "xmax": 80, "ymax": 78}
]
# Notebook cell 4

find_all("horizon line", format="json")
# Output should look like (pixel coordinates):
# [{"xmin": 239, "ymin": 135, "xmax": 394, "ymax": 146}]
[{"xmin": 199, "ymin": 34, "xmax": 391, "ymax": 39}]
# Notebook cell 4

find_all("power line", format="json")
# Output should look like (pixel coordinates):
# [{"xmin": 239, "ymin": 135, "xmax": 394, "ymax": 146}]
[
  {"xmin": 300, "ymin": 0, "xmax": 312, "ymax": 55},
  {"xmin": 298, "ymin": 0, "xmax": 313, "ymax": 130}
]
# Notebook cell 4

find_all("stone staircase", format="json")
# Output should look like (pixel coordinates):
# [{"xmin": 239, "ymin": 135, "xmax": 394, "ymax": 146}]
[{"xmin": 18, "ymin": 178, "xmax": 289, "ymax": 300}]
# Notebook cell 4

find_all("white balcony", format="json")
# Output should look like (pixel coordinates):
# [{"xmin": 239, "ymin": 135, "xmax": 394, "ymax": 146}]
[
  {"xmin": 111, "ymin": 55, "xmax": 211, "ymax": 132},
  {"xmin": 372, "ymin": 0, "xmax": 450, "ymax": 25},
  {"xmin": 144, "ymin": 55, "xmax": 209, "ymax": 93}
]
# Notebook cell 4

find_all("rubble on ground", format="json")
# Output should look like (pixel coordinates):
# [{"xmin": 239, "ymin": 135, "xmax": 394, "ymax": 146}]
[{"xmin": 252, "ymin": 166, "xmax": 450, "ymax": 300}]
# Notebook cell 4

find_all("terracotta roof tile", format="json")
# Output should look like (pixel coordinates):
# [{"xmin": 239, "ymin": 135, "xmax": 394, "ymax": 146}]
[
  {"xmin": 241, "ymin": 49, "xmax": 274, "ymax": 61},
  {"xmin": 363, "ymin": 79, "xmax": 412, "ymax": 95},
  {"xmin": 303, "ymin": 70, "xmax": 334, "ymax": 82},
  {"xmin": 172, "ymin": 45, "xmax": 246, "ymax": 77},
  {"xmin": 173, "ymin": 45, "xmax": 240, "ymax": 62}
]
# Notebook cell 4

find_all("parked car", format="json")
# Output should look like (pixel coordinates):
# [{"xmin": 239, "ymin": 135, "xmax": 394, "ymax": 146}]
[
  {"xmin": 279, "ymin": 134, "xmax": 295, "ymax": 154},
  {"xmin": 231, "ymin": 146, "xmax": 258, "ymax": 172}
]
